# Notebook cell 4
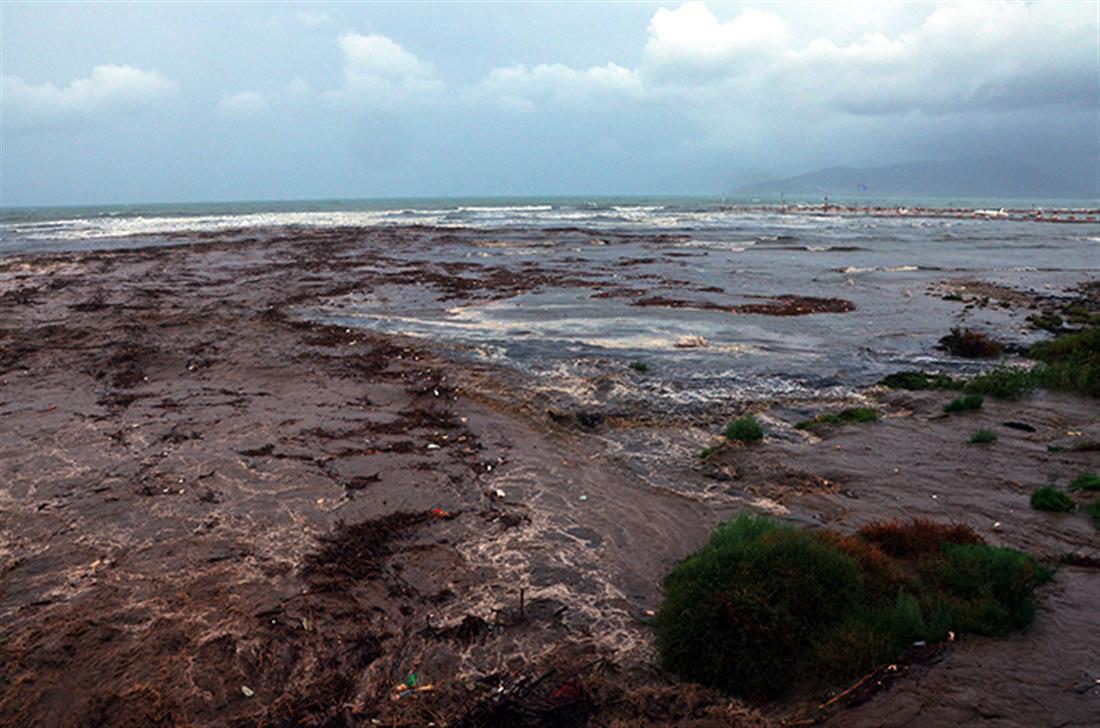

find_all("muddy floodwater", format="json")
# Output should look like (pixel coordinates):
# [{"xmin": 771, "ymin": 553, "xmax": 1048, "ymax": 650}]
[{"xmin": 1, "ymin": 205, "xmax": 1098, "ymax": 726}]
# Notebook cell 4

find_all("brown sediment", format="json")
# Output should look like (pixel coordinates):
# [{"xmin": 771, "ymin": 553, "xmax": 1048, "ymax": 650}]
[
  {"xmin": 632, "ymin": 294, "xmax": 856, "ymax": 315},
  {"xmin": 1, "ymin": 229, "xmax": 1097, "ymax": 727}
]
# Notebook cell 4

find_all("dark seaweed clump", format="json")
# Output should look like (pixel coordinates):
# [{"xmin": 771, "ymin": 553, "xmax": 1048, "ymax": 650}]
[
  {"xmin": 969, "ymin": 429, "xmax": 997, "ymax": 444},
  {"xmin": 655, "ymin": 515, "xmax": 1050, "ymax": 700},
  {"xmin": 878, "ymin": 371, "xmax": 963, "ymax": 391},
  {"xmin": 939, "ymin": 328, "xmax": 1004, "ymax": 358}
]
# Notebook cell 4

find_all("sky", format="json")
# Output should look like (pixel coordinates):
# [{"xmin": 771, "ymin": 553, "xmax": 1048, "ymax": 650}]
[{"xmin": 2, "ymin": 1, "xmax": 1098, "ymax": 206}]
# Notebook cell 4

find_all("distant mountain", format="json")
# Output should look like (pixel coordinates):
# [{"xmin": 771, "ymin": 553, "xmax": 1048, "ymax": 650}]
[{"xmin": 738, "ymin": 159, "xmax": 1091, "ymax": 200}]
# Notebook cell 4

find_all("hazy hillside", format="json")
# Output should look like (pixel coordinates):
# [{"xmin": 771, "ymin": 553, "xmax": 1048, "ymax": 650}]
[{"xmin": 738, "ymin": 159, "xmax": 1093, "ymax": 200}]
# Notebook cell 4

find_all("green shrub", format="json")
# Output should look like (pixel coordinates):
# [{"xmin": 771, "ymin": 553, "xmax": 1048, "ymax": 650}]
[
  {"xmin": 970, "ymin": 429, "xmax": 997, "ymax": 444},
  {"xmin": 1030, "ymin": 486, "xmax": 1074, "ymax": 512},
  {"xmin": 964, "ymin": 367, "xmax": 1040, "ymax": 400},
  {"xmin": 656, "ymin": 516, "xmax": 864, "ymax": 699},
  {"xmin": 925, "ymin": 544, "xmax": 1052, "ymax": 635},
  {"xmin": 795, "ymin": 407, "xmax": 878, "ymax": 430},
  {"xmin": 944, "ymin": 394, "xmax": 984, "ymax": 413},
  {"xmin": 1029, "ymin": 327, "xmax": 1100, "ymax": 398},
  {"xmin": 656, "ymin": 516, "xmax": 1050, "ymax": 700},
  {"xmin": 723, "ymin": 415, "xmax": 764, "ymax": 442},
  {"xmin": 1069, "ymin": 472, "xmax": 1100, "ymax": 492},
  {"xmin": 1086, "ymin": 499, "xmax": 1100, "ymax": 531},
  {"xmin": 628, "ymin": 361, "xmax": 650, "ymax": 373},
  {"xmin": 878, "ymin": 371, "xmax": 962, "ymax": 391},
  {"xmin": 699, "ymin": 444, "xmax": 721, "ymax": 460}
]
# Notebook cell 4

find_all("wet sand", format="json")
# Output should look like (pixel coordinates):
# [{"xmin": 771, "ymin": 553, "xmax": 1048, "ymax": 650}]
[{"xmin": 1, "ymin": 229, "xmax": 1097, "ymax": 726}]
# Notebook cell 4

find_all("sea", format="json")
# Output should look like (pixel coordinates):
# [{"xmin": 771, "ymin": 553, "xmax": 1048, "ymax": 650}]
[{"xmin": 3, "ymin": 196, "xmax": 1098, "ymax": 407}]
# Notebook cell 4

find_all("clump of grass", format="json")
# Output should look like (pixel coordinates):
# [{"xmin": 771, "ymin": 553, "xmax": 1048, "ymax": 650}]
[
  {"xmin": 970, "ymin": 429, "xmax": 997, "ymax": 444},
  {"xmin": 656, "ymin": 516, "xmax": 1050, "ymax": 701},
  {"xmin": 939, "ymin": 327, "xmax": 1004, "ymax": 358},
  {"xmin": 795, "ymin": 407, "xmax": 878, "ymax": 430},
  {"xmin": 878, "ymin": 371, "xmax": 963, "ymax": 391},
  {"xmin": 964, "ymin": 367, "xmax": 1040, "ymax": 400},
  {"xmin": 1086, "ymin": 499, "xmax": 1100, "ymax": 531},
  {"xmin": 723, "ymin": 415, "xmax": 764, "ymax": 442},
  {"xmin": 1027, "ymin": 311, "xmax": 1064, "ymax": 332},
  {"xmin": 1069, "ymin": 472, "xmax": 1100, "ymax": 492},
  {"xmin": 944, "ymin": 393, "xmax": 984, "ymax": 413},
  {"xmin": 628, "ymin": 361, "xmax": 650, "ymax": 373},
  {"xmin": 699, "ymin": 444, "xmax": 721, "ymax": 460},
  {"xmin": 1030, "ymin": 486, "xmax": 1075, "ymax": 513}
]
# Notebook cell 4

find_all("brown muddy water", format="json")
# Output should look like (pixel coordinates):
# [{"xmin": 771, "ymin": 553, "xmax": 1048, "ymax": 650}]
[{"xmin": 1, "ymin": 219, "xmax": 1098, "ymax": 727}]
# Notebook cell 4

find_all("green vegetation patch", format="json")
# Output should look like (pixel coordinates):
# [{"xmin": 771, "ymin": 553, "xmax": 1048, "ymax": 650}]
[
  {"xmin": 795, "ymin": 407, "xmax": 878, "ymax": 431},
  {"xmin": 1030, "ymin": 486, "xmax": 1075, "ymax": 513},
  {"xmin": 723, "ymin": 415, "xmax": 764, "ymax": 443},
  {"xmin": 944, "ymin": 394, "xmax": 984, "ymax": 413},
  {"xmin": 628, "ymin": 361, "xmax": 650, "ymax": 373},
  {"xmin": 1029, "ymin": 327, "xmax": 1100, "ymax": 398},
  {"xmin": 969, "ymin": 429, "xmax": 997, "ymax": 444},
  {"xmin": 878, "ymin": 371, "xmax": 963, "ymax": 391},
  {"xmin": 1069, "ymin": 472, "xmax": 1100, "ymax": 492},
  {"xmin": 964, "ymin": 367, "xmax": 1040, "ymax": 400},
  {"xmin": 656, "ymin": 515, "xmax": 1050, "ymax": 701},
  {"xmin": 1086, "ymin": 499, "xmax": 1100, "ymax": 531}
]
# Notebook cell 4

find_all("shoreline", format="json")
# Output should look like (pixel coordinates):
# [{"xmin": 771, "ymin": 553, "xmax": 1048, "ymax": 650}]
[{"xmin": 1, "ymin": 231, "xmax": 1097, "ymax": 726}]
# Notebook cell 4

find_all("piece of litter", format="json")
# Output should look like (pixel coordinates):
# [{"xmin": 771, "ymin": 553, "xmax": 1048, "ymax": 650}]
[
  {"xmin": 493, "ymin": 489, "xmax": 506, "ymax": 498},
  {"xmin": 426, "ymin": 443, "xmax": 441, "ymax": 450},
  {"xmin": 241, "ymin": 686, "xmax": 254, "ymax": 697},
  {"xmin": 913, "ymin": 640, "xmax": 926, "ymax": 647},
  {"xmin": 947, "ymin": 631, "xmax": 956, "ymax": 642},
  {"xmin": 992, "ymin": 521, "xmax": 1003, "ymax": 530},
  {"xmin": 579, "ymin": 495, "xmax": 588, "ymax": 502},
  {"xmin": 931, "ymin": 494, "xmax": 938, "ymax": 500}
]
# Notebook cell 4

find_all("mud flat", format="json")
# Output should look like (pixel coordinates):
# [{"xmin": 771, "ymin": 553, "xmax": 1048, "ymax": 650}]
[{"xmin": 1, "ymin": 227, "xmax": 1097, "ymax": 726}]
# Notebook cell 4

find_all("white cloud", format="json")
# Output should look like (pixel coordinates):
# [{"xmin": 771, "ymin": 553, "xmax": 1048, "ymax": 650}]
[
  {"xmin": 643, "ymin": 2, "xmax": 789, "ymax": 81},
  {"xmin": 474, "ymin": 62, "xmax": 642, "ymax": 112},
  {"xmin": 470, "ymin": 1, "xmax": 1098, "ymax": 118},
  {"xmin": 2, "ymin": 64, "xmax": 179, "ymax": 131},
  {"xmin": 218, "ymin": 90, "xmax": 269, "ymax": 117},
  {"xmin": 324, "ymin": 32, "xmax": 443, "ymax": 110},
  {"xmin": 296, "ymin": 10, "xmax": 332, "ymax": 28}
]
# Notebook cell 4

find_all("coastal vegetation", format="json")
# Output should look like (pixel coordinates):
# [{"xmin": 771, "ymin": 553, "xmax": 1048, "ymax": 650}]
[
  {"xmin": 944, "ymin": 394, "xmax": 984, "ymax": 413},
  {"xmin": 723, "ymin": 415, "xmax": 764, "ymax": 443},
  {"xmin": 1030, "ymin": 486, "xmax": 1075, "ymax": 513},
  {"xmin": 795, "ymin": 407, "xmax": 877, "ymax": 431},
  {"xmin": 655, "ymin": 515, "xmax": 1051, "ymax": 700},
  {"xmin": 628, "ymin": 361, "xmax": 650, "ymax": 373},
  {"xmin": 1069, "ymin": 472, "xmax": 1100, "ymax": 492},
  {"xmin": 970, "ymin": 429, "xmax": 997, "ymax": 444},
  {"xmin": 1086, "ymin": 500, "xmax": 1100, "ymax": 531}
]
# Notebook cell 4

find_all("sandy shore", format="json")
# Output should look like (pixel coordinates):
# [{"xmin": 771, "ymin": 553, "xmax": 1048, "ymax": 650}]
[{"xmin": 1, "ymin": 230, "xmax": 1097, "ymax": 726}]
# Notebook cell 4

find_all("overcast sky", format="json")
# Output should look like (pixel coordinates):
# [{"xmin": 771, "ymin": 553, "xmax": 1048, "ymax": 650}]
[{"xmin": 2, "ymin": 1, "xmax": 1097, "ymax": 205}]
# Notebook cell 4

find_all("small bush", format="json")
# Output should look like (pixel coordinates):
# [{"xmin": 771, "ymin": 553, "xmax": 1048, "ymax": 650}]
[
  {"xmin": 878, "ymin": 371, "xmax": 962, "ymax": 391},
  {"xmin": 939, "ymin": 328, "xmax": 1004, "ymax": 358},
  {"xmin": 1029, "ymin": 327, "xmax": 1100, "ymax": 398},
  {"xmin": 795, "ymin": 407, "xmax": 878, "ymax": 430},
  {"xmin": 964, "ymin": 367, "xmax": 1040, "ymax": 400},
  {"xmin": 1086, "ymin": 499, "xmax": 1100, "ymax": 531},
  {"xmin": 1030, "ymin": 486, "xmax": 1075, "ymax": 513},
  {"xmin": 925, "ymin": 543, "xmax": 1052, "ymax": 635},
  {"xmin": 656, "ymin": 516, "xmax": 1050, "ymax": 701},
  {"xmin": 628, "ymin": 361, "xmax": 650, "ymax": 373},
  {"xmin": 1028, "ymin": 312, "xmax": 1063, "ymax": 332},
  {"xmin": 944, "ymin": 394, "xmax": 984, "ymax": 413},
  {"xmin": 723, "ymin": 415, "xmax": 764, "ymax": 442},
  {"xmin": 970, "ymin": 429, "xmax": 997, "ymax": 444},
  {"xmin": 1069, "ymin": 472, "xmax": 1100, "ymax": 492}
]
